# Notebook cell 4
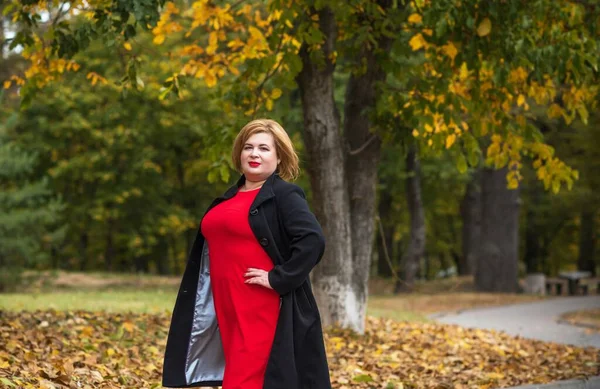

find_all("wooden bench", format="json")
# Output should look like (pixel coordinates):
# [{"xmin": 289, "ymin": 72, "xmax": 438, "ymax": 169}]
[
  {"xmin": 577, "ymin": 277, "xmax": 600, "ymax": 295},
  {"xmin": 546, "ymin": 278, "xmax": 569, "ymax": 296}
]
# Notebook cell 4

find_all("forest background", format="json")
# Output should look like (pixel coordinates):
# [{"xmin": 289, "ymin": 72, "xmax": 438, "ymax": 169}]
[{"xmin": 1, "ymin": 0, "xmax": 599, "ymax": 334}]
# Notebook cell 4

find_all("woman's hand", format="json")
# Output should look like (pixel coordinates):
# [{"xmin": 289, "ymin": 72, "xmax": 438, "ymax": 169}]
[{"xmin": 244, "ymin": 268, "xmax": 273, "ymax": 289}]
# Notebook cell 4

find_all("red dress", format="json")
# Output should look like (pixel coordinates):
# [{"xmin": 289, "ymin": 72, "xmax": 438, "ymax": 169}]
[{"xmin": 201, "ymin": 188, "xmax": 280, "ymax": 389}]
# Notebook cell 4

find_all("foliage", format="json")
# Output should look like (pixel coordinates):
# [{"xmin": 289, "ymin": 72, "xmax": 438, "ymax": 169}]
[
  {"xmin": 5, "ymin": 30, "xmax": 240, "ymax": 273},
  {"xmin": 0, "ymin": 311, "xmax": 597, "ymax": 388},
  {"xmin": 5, "ymin": 0, "xmax": 600, "ymax": 192},
  {"xmin": 0, "ymin": 112, "xmax": 64, "ymax": 291}
]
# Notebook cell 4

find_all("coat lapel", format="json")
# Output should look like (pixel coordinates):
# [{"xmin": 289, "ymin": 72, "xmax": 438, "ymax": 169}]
[{"xmin": 230, "ymin": 172, "xmax": 277, "ymax": 209}]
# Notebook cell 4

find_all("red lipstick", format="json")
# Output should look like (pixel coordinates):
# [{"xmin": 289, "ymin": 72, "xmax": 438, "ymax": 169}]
[{"xmin": 249, "ymin": 162, "xmax": 260, "ymax": 167}]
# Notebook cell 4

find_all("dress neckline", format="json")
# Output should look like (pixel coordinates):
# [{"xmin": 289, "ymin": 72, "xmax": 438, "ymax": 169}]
[{"xmin": 238, "ymin": 186, "xmax": 262, "ymax": 193}]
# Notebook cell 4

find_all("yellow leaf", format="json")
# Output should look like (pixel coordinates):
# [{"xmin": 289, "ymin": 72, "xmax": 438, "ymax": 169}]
[
  {"xmin": 409, "ymin": 33, "xmax": 426, "ymax": 51},
  {"xmin": 265, "ymin": 98, "xmax": 274, "ymax": 111},
  {"xmin": 123, "ymin": 42, "xmax": 132, "ymax": 51},
  {"xmin": 153, "ymin": 34, "xmax": 166, "ymax": 45},
  {"xmin": 547, "ymin": 103, "xmax": 563, "ymax": 118},
  {"xmin": 271, "ymin": 88, "xmax": 282, "ymax": 99},
  {"xmin": 477, "ymin": 18, "xmax": 492, "ymax": 37},
  {"xmin": 205, "ymin": 72, "xmax": 217, "ymax": 87},
  {"xmin": 408, "ymin": 14, "xmax": 422, "ymax": 24},
  {"xmin": 442, "ymin": 42, "xmax": 458, "ymax": 61},
  {"xmin": 446, "ymin": 134, "xmax": 457, "ymax": 149},
  {"xmin": 459, "ymin": 62, "xmax": 469, "ymax": 80},
  {"xmin": 3, "ymin": 81, "xmax": 10, "ymax": 89},
  {"xmin": 517, "ymin": 94, "xmax": 526, "ymax": 107},
  {"xmin": 487, "ymin": 372, "xmax": 505, "ymax": 380},
  {"xmin": 412, "ymin": 129, "xmax": 419, "ymax": 137},
  {"xmin": 122, "ymin": 321, "xmax": 136, "ymax": 333}
]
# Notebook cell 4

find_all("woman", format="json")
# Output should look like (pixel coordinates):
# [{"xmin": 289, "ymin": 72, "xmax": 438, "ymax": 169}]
[{"xmin": 162, "ymin": 119, "xmax": 331, "ymax": 389}]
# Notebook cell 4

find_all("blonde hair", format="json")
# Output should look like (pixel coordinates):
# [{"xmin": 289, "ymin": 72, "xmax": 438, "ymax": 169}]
[{"xmin": 232, "ymin": 119, "xmax": 300, "ymax": 181}]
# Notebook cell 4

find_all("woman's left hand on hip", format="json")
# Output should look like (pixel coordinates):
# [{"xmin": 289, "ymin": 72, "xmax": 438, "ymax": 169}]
[{"xmin": 244, "ymin": 268, "xmax": 273, "ymax": 289}]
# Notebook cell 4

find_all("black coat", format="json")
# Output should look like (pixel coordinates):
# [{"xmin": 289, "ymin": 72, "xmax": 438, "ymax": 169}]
[{"xmin": 162, "ymin": 172, "xmax": 332, "ymax": 389}]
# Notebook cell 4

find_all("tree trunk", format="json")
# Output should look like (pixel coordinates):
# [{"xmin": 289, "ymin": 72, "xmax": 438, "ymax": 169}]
[
  {"xmin": 156, "ymin": 238, "xmax": 171, "ymax": 275},
  {"xmin": 395, "ymin": 145, "xmax": 425, "ymax": 293},
  {"xmin": 459, "ymin": 169, "xmax": 481, "ymax": 275},
  {"xmin": 475, "ymin": 167, "xmax": 520, "ymax": 292},
  {"xmin": 578, "ymin": 209, "xmax": 596, "ymax": 275},
  {"xmin": 104, "ymin": 219, "xmax": 115, "ymax": 272},
  {"xmin": 524, "ymin": 183, "xmax": 544, "ymax": 273},
  {"xmin": 297, "ymin": 7, "xmax": 358, "ymax": 331},
  {"xmin": 344, "ymin": 30, "xmax": 391, "ymax": 328},
  {"xmin": 79, "ymin": 231, "xmax": 89, "ymax": 271},
  {"xmin": 377, "ymin": 190, "xmax": 394, "ymax": 277},
  {"xmin": 524, "ymin": 207, "xmax": 542, "ymax": 274},
  {"xmin": 135, "ymin": 254, "xmax": 150, "ymax": 273}
]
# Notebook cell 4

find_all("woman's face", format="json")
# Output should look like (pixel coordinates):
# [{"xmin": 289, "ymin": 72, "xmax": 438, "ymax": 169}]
[{"xmin": 241, "ymin": 132, "xmax": 280, "ymax": 181}]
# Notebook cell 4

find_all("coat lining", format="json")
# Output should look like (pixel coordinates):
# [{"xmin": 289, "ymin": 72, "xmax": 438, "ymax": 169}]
[{"xmin": 184, "ymin": 243, "xmax": 225, "ymax": 384}]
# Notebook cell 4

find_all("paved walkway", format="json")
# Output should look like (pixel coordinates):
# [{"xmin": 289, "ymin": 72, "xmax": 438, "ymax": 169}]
[{"xmin": 432, "ymin": 295, "xmax": 600, "ymax": 348}]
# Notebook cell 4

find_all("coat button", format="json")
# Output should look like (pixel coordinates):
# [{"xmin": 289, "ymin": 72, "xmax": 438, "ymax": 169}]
[
  {"xmin": 250, "ymin": 208, "xmax": 258, "ymax": 215},
  {"xmin": 259, "ymin": 238, "xmax": 269, "ymax": 246}
]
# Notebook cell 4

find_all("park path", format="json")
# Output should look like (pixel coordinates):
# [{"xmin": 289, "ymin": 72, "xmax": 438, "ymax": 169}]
[{"xmin": 432, "ymin": 295, "xmax": 600, "ymax": 348}]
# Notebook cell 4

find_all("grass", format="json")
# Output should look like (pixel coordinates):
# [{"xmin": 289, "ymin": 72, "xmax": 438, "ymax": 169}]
[
  {"xmin": 0, "ymin": 289, "xmax": 177, "ymax": 313},
  {"xmin": 0, "ymin": 272, "xmax": 545, "ymax": 322}
]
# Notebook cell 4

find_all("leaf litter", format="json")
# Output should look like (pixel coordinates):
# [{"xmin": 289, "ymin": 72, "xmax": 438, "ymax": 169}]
[{"xmin": 0, "ymin": 311, "xmax": 597, "ymax": 388}]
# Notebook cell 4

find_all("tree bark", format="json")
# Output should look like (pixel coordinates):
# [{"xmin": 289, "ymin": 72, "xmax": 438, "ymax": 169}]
[
  {"xmin": 377, "ymin": 190, "xmax": 394, "ymax": 277},
  {"xmin": 104, "ymin": 219, "xmax": 115, "ymax": 272},
  {"xmin": 475, "ymin": 167, "xmax": 520, "ymax": 292},
  {"xmin": 395, "ymin": 145, "xmax": 425, "ymax": 293},
  {"xmin": 578, "ymin": 209, "xmax": 596, "ymax": 275},
  {"xmin": 523, "ymin": 182, "xmax": 544, "ymax": 274},
  {"xmin": 344, "ymin": 27, "xmax": 391, "ymax": 328},
  {"xmin": 524, "ymin": 208, "xmax": 542, "ymax": 274},
  {"xmin": 78, "ymin": 231, "xmax": 89, "ymax": 271},
  {"xmin": 459, "ymin": 169, "xmax": 481, "ymax": 275},
  {"xmin": 156, "ymin": 238, "xmax": 171, "ymax": 275},
  {"xmin": 297, "ymin": 8, "xmax": 358, "ymax": 331},
  {"xmin": 296, "ymin": 2, "xmax": 392, "ymax": 332}
]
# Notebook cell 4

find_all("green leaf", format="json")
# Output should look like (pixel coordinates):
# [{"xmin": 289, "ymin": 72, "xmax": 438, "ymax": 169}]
[
  {"xmin": 457, "ymin": 153, "xmax": 468, "ymax": 174},
  {"xmin": 136, "ymin": 76, "xmax": 145, "ymax": 90},
  {"xmin": 0, "ymin": 378, "xmax": 17, "ymax": 387},
  {"xmin": 353, "ymin": 374, "xmax": 374, "ymax": 383},
  {"xmin": 207, "ymin": 169, "xmax": 218, "ymax": 184},
  {"xmin": 219, "ymin": 164, "xmax": 230, "ymax": 183}
]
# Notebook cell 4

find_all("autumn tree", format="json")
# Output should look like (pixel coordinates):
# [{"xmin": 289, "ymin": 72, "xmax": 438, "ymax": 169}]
[
  {"xmin": 0, "ymin": 113, "xmax": 65, "ymax": 291},
  {"xmin": 6, "ymin": 0, "xmax": 600, "ymax": 332}
]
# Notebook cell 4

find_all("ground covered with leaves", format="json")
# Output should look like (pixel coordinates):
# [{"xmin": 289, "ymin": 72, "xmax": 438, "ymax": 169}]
[
  {"xmin": 0, "ymin": 311, "xmax": 597, "ymax": 389},
  {"xmin": 560, "ymin": 309, "xmax": 600, "ymax": 332}
]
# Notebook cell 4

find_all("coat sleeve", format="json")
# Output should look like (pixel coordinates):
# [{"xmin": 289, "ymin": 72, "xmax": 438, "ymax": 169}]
[{"xmin": 268, "ymin": 185, "xmax": 325, "ymax": 296}]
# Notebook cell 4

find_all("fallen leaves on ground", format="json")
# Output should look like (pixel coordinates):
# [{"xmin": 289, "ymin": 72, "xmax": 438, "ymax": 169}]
[
  {"xmin": 0, "ymin": 311, "xmax": 597, "ymax": 389},
  {"xmin": 560, "ymin": 308, "xmax": 600, "ymax": 332},
  {"xmin": 328, "ymin": 317, "xmax": 599, "ymax": 388}
]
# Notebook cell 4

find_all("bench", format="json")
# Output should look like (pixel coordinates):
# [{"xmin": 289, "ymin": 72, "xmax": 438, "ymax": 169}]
[
  {"xmin": 577, "ymin": 277, "xmax": 600, "ymax": 295},
  {"xmin": 546, "ymin": 278, "xmax": 569, "ymax": 296}
]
